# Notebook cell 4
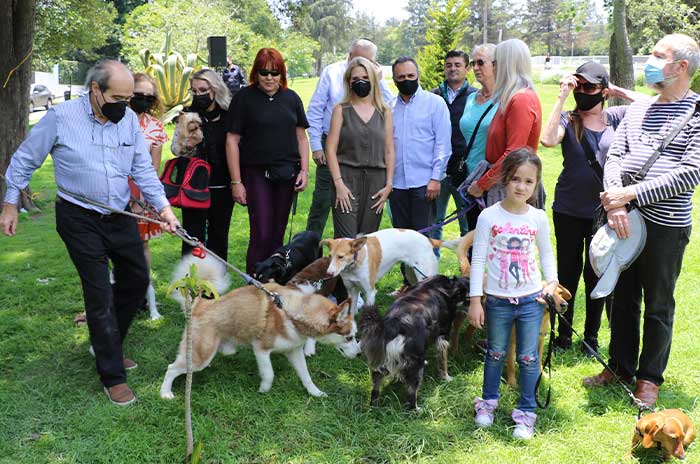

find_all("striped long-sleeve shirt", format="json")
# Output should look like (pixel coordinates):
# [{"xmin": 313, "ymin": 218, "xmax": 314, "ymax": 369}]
[
  {"xmin": 604, "ymin": 94, "xmax": 700, "ymax": 227},
  {"xmin": 3, "ymin": 95, "xmax": 169, "ymax": 214}
]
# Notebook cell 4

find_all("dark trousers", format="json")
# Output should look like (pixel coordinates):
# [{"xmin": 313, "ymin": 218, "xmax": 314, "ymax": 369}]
[
  {"xmin": 242, "ymin": 165, "xmax": 295, "ymax": 273},
  {"xmin": 55, "ymin": 198, "xmax": 148, "ymax": 388},
  {"xmin": 389, "ymin": 186, "xmax": 435, "ymax": 283},
  {"xmin": 306, "ymin": 136, "xmax": 332, "ymax": 236},
  {"xmin": 608, "ymin": 219, "xmax": 690, "ymax": 385},
  {"xmin": 181, "ymin": 187, "xmax": 235, "ymax": 261},
  {"xmin": 553, "ymin": 211, "xmax": 610, "ymax": 346}
]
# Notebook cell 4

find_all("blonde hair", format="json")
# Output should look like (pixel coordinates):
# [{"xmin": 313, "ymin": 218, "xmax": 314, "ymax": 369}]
[
  {"xmin": 190, "ymin": 68, "xmax": 231, "ymax": 110},
  {"xmin": 133, "ymin": 72, "xmax": 164, "ymax": 118},
  {"xmin": 493, "ymin": 39, "xmax": 534, "ymax": 113},
  {"xmin": 340, "ymin": 57, "xmax": 389, "ymax": 117}
]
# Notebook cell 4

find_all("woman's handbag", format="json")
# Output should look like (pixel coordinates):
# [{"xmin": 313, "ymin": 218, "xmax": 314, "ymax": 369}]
[
  {"xmin": 447, "ymin": 102, "xmax": 495, "ymax": 188},
  {"xmin": 264, "ymin": 163, "xmax": 300, "ymax": 183}
]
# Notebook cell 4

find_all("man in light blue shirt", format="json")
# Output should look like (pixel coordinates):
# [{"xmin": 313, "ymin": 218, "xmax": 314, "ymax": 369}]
[
  {"xmin": 0, "ymin": 60, "xmax": 179, "ymax": 406},
  {"xmin": 305, "ymin": 39, "xmax": 394, "ymax": 236},
  {"xmin": 390, "ymin": 56, "xmax": 451, "ymax": 288}
]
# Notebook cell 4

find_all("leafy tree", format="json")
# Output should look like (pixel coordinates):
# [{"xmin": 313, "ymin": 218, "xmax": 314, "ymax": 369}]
[
  {"xmin": 523, "ymin": 0, "xmax": 561, "ymax": 54},
  {"xmin": 121, "ymin": 0, "xmax": 267, "ymax": 70},
  {"xmin": 375, "ymin": 19, "xmax": 410, "ymax": 65},
  {"xmin": 278, "ymin": 32, "xmax": 320, "ymax": 77},
  {"xmin": 33, "ymin": 0, "xmax": 118, "ymax": 68},
  {"xmin": 405, "ymin": 0, "xmax": 431, "ymax": 56},
  {"xmin": 223, "ymin": 0, "xmax": 282, "ymax": 37},
  {"xmin": 626, "ymin": 0, "xmax": 700, "ymax": 54},
  {"xmin": 416, "ymin": 0, "xmax": 471, "ymax": 90}
]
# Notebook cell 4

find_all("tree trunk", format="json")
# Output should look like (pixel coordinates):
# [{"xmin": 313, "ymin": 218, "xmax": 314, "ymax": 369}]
[
  {"xmin": 609, "ymin": 0, "xmax": 634, "ymax": 107},
  {"xmin": 0, "ymin": 0, "xmax": 38, "ymax": 209}
]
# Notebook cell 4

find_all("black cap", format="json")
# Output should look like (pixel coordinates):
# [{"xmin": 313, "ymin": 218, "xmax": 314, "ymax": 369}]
[{"xmin": 574, "ymin": 61, "xmax": 609, "ymax": 87}]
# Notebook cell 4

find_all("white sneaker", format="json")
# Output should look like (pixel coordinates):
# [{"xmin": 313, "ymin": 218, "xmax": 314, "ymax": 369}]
[
  {"xmin": 512, "ymin": 408, "xmax": 537, "ymax": 440},
  {"xmin": 473, "ymin": 397, "xmax": 498, "ymax": 428}
]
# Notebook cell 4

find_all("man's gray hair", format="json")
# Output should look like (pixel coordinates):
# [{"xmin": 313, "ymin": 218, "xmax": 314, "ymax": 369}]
[
  {"xmin": 84, "ymin": 60, "xmax": 121, "ymax": 91},
  {"xmin": 349, "ymin": 38, "xmax": 378, "ymax": 60},
  {"xmin": 660, "ymin": 33, "xmax": 700, "ymax": 76}
]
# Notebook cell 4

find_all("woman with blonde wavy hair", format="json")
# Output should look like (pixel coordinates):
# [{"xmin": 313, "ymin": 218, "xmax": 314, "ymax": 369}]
[
  {"xmin": 467, "ymin": 39, "xmax": 543, "ymax": 208},
  {"xmin": 325, "ymin": 56, "xmax": 395, "ymax": 238}
]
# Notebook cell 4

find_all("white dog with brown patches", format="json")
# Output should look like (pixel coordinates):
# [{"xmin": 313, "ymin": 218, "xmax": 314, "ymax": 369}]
[{"xmin": 322, "ymin": 228, "xmax": 438, "ymax": 315}]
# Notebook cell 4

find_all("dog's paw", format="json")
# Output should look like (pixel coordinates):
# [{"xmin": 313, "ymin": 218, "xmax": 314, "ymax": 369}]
[
  {"xmin": 303, "ymin": 339, "xmax": 317, "ymax": 357},
  {"xmin": 258, "ymin": 383, "xmax": 272, "ymax": 393},
  {"xmin": 160, "ymin": 391, "xmax": 175, "ymax": 400},
  {"xmin": 308, "ymin": 388, "xmax": 327, "ymax": 397}
]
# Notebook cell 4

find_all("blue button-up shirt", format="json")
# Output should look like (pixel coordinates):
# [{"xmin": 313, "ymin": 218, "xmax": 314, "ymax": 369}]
[
  {"xmin": 3, "ymin": 95, "xmax": 169, "ymax": 214},
  {"xmin": 307, "ymin": 60, "xmax": 395, "ymax": 152},
  {"xmin": 391, "ymin": 86, "xmax": 452, "ymax": 189}
]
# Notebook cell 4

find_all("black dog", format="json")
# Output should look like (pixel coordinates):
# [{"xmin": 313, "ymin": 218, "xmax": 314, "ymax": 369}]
[
  {"xmin": 359, "ymin": 275, "xmax": 469, "ymax": 410},
  {"xmin": 252, "ymin": 231, "xmax": 321, "ymax": 284}
]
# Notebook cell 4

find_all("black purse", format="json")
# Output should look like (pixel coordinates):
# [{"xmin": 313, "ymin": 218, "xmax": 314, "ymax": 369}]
[
  {"xmin": 265, "ymin": 163, "xmax": 300, "ymax": 183},
  {"xmin": 447, "ymin": 102, "xmax": 495, "ymax": 188}
]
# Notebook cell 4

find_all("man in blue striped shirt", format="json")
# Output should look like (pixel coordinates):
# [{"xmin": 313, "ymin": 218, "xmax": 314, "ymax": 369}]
[
  {"xmin": 583, "ymin": 34, "xmax": 700, "ymax": 407},
  {"xmin": 0, "ymin": 60, "xmax": 179, "ymax": 406}
]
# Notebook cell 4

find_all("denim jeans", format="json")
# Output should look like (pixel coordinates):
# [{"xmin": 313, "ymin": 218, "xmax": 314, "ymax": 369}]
[
  {"xmin": 430, "ymin": 178, "xmax": 469, "ymax": 258},
  {"xmin": 482, "ymin": 292, "xmax": 545, "ymax": 412}
]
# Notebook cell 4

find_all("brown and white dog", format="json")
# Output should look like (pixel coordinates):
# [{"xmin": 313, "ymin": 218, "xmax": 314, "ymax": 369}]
[
  {"xmin": 172, "ymin": 112, "xmax": 203, "ymax": 156},
  {"xmin": 632, "ymin": 409, "xmax": 696, "ymax": 461},
  {"xmin": 160, "ymin": 282, "xmax": 360, "ymax": 399},
  {"xmin": 322, "ymin": 228, "xmax": 439, "ymax": 315}
]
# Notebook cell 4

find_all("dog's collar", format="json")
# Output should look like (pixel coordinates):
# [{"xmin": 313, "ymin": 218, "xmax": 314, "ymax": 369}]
[{"xmin": 271, "ymin": 250, "xmax": 293, "ymax": 269}]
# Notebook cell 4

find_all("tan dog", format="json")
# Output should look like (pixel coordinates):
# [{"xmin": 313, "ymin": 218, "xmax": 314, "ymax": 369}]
[
  {"xmin": 160, "ymin": 283, "xmax": 360, "ymax": 399},
  {"xmin": 437, "ymin": 231, "xmax": 572, "ymax": 387},
  {"xmin": 172, "ymin": 112, "xmax": 203, "ymax": 156},
  {"xmin": 632, "ymin": 409, "xmax": 696, "ymax": 461}
]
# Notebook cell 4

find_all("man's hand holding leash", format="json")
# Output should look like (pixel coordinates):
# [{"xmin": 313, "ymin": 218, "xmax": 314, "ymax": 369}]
[{"xmin": 159, "ymin": 205, "xmax": 181, "ymax": 233}]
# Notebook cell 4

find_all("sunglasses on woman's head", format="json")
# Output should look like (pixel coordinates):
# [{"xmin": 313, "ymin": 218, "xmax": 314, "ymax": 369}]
[
  {"xmin": 132, "ymin": 92, "xmax": 156, "ymax": 102},
  {"xmin": 469, "ymin": 59, "xmax": 492, "ymax": 67},
  {"xmin": 258, "ymin": 69, "xmax": 280, "ymax": 77}
]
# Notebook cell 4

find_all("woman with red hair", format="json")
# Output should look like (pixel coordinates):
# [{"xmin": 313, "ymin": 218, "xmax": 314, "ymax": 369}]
[{"xmin": 226, "ymin": 48, "xmax": 310, "ymax": 272}]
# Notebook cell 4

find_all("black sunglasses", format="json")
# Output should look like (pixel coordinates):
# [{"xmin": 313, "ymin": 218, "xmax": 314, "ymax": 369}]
[
  {"xmin": 258, "ymin": 69, "xmax": 280, "ymax": 77},
  {"xmin": 132, "ymin": 92, "xmax": 156, "ymax": 102},
  {"xmin": 575, "ymin": 82, "xmax": 604, "ymax": 93},
  {"xmin": 469, "ymin": 59, "xmax": 493, "ymax": 67}
]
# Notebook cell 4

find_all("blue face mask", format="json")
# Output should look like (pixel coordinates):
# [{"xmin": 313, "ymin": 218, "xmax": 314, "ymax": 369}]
[{"xmin": 644, "ymin": 55, "xmax": 671, "ymax": 85}]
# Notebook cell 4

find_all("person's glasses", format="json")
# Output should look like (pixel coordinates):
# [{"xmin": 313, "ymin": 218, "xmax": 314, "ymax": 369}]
[
  {"xmin": 469, "ymin": 59, "xmax": 493, "ymax": 67},
  {"xmin": 132, "ymin": 92, "xmax": 156, "ymax": 102},
  {"xmin": 258, "ymin": 69, "xmax": 280, "ymax": 77},
  {"xmin": 190, "ymin": 87, "xmax": 211, "ymax": 96},
  {"xmin": 575, "ymin": 82, "xmax": 603, "ymax": 94}
]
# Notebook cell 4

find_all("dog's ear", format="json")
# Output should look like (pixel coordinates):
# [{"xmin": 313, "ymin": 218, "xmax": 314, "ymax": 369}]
[
  {"xmin": 319, "ymin": 239, "xmax": 334, "ymax": 251},
  {"xmin": 665, "ymin": 417, "xmax": 686, "ymax": 458},
  {"xmin": 336, "ymin": 298, "xmax": 352, "ymax": 319},
  {"xmin": 557, "ymin": 284, "xmax": 572, "ymax": 301},
  {"xmin": 641, "ymin": 418, "xmax": 663, "ymax": 448},
  {"xmin": 351, "ymin": 236, "xmax": 367, "ymax": 251}
]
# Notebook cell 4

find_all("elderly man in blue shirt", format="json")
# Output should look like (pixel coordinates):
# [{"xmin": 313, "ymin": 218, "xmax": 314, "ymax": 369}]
[
  {"xmin": 390, "ymin": 56, "xmax": 451, "ymax": 290},
  {"xmin": 305, "ymin": 38, "xmax": 394, "ymax": 236},
  {"xmin": 0, "ymin": 60, "xmax": 179, "ymax": 406}
]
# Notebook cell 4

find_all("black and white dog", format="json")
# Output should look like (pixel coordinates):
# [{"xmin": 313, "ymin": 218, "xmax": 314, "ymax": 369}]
[
  {"xmin": 359, "ymin": 275, "xmax": 470, "ymax": 410},
  {"xmin": 252, "ymin": 231, "xmax": 321, "ymax": 285}
]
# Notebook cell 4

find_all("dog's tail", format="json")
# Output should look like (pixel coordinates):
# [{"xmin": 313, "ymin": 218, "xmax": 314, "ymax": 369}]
[
  {"xmin": 437, "ymin": 231, "xmax": 474, "ymax": 277},
  {"xmin": 358, "ymin": 305, "xmax": 386, "ymax": 369},
  {"xmin": 169, "ymin": 253, "xmax": 232, "ymax": 305}
]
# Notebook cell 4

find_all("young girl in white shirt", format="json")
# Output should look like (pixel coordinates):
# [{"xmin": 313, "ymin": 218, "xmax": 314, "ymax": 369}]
[{"xmin": 468, "ymin": 147, "xmax": 559, "ymax": 440}]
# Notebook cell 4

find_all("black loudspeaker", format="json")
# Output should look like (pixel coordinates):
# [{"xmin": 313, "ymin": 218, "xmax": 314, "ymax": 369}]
[{"xmin": 207, "ymin": 36, "xmax": 227, "ymax": 68}]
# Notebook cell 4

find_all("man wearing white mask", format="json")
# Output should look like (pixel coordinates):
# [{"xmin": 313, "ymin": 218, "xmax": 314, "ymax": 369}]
[{"xmin": 583, "ymin": 34, "xmax": 700, "ymax": 407}]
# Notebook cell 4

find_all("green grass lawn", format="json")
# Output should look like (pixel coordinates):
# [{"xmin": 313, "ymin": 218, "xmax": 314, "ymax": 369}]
[{"xmin": 1, "ymin": 80, "xmax": 699, "ymax": 463}]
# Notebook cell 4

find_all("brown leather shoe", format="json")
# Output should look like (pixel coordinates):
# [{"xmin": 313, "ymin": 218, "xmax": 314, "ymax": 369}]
[
  {"xmin": 582, "ymin": 368, "xmax": 634, "ymax": 387},
  {"xmin": 123, "ymin": 357, "xmax": 138, "ymax": 370},
  {"xmin": 104, "ymin": 383, "xmax": 136, "ymax": 406},
  {"xmin": 634, "ymin": 379, "xmax": 659, "ymax": 407}
]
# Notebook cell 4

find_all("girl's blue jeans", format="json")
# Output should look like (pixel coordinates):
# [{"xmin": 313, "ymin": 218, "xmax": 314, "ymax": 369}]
[{"xmin": 482, "ymin": 292, "xmax": 545, "ymax": 412}]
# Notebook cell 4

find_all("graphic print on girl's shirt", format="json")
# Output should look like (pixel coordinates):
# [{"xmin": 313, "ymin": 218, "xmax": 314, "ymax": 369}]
[{"xmin": 489, "ymin": 221, "xmax": 537, "ymax": 290}]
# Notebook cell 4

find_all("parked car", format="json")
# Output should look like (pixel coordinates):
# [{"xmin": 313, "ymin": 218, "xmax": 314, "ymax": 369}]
[{"xmin": 29, "ymin": 84, "xmax": 53, "ymax": 112}]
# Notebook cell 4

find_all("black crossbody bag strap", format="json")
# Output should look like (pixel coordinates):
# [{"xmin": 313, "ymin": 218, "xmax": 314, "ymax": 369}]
[
  {"xmin": 579, "ymin": 131, "xmax": 604, "ymax": 185},
  {"xmin": 463, "ymin": 102, "xmax": 496, "ymax": 160},
  {"xmin": 630, "ymin": 100, "xmax": 699, "ymax": 184}
]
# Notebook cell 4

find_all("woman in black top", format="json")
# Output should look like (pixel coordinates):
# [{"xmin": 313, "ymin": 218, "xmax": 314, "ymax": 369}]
[
  {"xmin": 174, "ymin": 68, "xmax": 234, "ymax": 260},
  {"xmin": 226, "ymin": 48, "xmax": 310, "ymax": 273}
]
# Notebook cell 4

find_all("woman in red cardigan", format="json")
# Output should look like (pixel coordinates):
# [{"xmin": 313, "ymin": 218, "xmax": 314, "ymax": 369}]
[{"xmin": 467, "ymin": 39, "xmax": 542, "ymax": 207}]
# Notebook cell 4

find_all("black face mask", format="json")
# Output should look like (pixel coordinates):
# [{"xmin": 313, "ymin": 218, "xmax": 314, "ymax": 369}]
[
  {"xmin": 97, "ymin": 89, "xmax": 128, "ymax": 123},
  {"xmin": 129, "ymin": 95, "xmax": 153, "ymax": 114},
  {"xmin": 191, "ymin": 94, "xmax": 213, "ymax": 113},
  {"xmin": 395, "ymin": 78, "xmax": 419, "ymax": 96},
  {"xmin": 574, "ymin": 91, "xmax": 605, "ymax": 111},
  {"xmin": 351, "ymin": 79, "xmax": 371, "ymax": 98}
]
